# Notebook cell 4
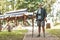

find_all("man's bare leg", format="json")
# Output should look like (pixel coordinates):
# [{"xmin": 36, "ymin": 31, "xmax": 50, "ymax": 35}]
[
  {"xmin": 37, "ymin": 26, "xmax": 41, "ymax": 37},
  {"xmin": 42, "ymin": 26, "xmax": 45, "ymax": 37}
]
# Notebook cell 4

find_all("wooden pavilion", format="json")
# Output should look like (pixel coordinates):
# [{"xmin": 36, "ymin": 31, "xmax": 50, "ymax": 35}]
[
  {"xmin": 0, "ymin": 8, "xmax": 35, "ymax": 26},
  {"xmin": 0, "ymin": 8, "xmax": 35, "ymax": 37}
]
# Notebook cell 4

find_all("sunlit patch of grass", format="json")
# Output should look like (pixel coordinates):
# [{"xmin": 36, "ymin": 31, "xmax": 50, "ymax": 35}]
[
  {"xmin": 0, "ymin": 30, "xmax": 28, "ymax": 40},
  {"xmin": 47, "ymin": 29, "xmax": 60, "ymax": 38}
]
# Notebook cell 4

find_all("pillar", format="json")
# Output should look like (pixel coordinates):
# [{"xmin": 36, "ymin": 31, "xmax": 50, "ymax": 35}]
[{"xmin": 23, "ymin": 14, "xmax": 27, "ymax": 26}]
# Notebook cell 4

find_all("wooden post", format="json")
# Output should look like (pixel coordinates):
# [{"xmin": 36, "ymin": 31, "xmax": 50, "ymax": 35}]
[
  {"xmin": 0, "ymin": 20, "xmax": 2, "ymax": 32},
  {"xmin": 23, "ymin": 14, "xmax": 27, "ymax": 26},
  {"xmin": 23, "ymin": 14, "xmax": 24, "ymax": 25},
  {"xmin": 7, "ymin": 17, "xmax": 9, "ymax": 23},
  {"xmin": 7, "ymin": 17, "xmax": 11, "ymax": 32},
  {"xmin": 32, "ymin": 7, "xmax": 34, "ymax": 37},
  {"xmin": 15, "ymin": 17, "xmax": 18, "ymax": 26},
  {"xmin": 32, "ymin": 12, "xmax": 34, "ymax": 37}
]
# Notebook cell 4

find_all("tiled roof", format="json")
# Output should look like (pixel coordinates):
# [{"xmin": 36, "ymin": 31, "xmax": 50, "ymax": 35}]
[
  {"xmin": 0, "ymin": 8, "xmax": 34, "ymax": 19},
  {"xmin": 0, "ymin": 15, "xmax": 5, "ymax": 19}
]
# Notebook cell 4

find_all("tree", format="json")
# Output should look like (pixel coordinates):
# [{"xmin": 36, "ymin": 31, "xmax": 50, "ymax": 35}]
[{"xmin": 0, "ymin": 0, "xmax": 56, "ymax": 13}]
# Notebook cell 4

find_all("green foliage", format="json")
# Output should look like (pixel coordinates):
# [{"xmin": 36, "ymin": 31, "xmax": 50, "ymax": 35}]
[
  {"xmin": 43, "ymin": 0, "xmax": 56, "ymax": 13},
  {"xmin": 0, "ymin": 0, "xmax": 56, "ymax": 13}
]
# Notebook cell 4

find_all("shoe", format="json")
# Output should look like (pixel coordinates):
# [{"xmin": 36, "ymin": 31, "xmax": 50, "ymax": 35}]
[{"xmin": 37, "ymin": 34, "xmax": 40, "ymax": 37}]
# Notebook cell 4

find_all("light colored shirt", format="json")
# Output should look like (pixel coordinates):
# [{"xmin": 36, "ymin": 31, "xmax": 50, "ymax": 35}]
[
  {"xmin": 38, "ymin": 9, "xmax": 41, "ymax": 19},
  {"xmin": 38, "ymin": 9, "xmax": 41, "ymax": 14}
]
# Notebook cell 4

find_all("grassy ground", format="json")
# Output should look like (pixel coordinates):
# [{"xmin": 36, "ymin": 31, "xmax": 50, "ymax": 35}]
[
  {"xmin": 54, "ymin": 23, "xmax": 60, "ymax": 26},
  {"xmin": 47, "ymin": 29, "xmax": 60, "ymax": 38},
  {"xmin": 0, "ymin": 30, "xmax": 27, "ymax": 40}
]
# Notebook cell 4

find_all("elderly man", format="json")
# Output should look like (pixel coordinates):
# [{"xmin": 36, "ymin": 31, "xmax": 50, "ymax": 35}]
[{"xmin": 36, "ymin": 3, "xmax": 47, "ymax": 37}]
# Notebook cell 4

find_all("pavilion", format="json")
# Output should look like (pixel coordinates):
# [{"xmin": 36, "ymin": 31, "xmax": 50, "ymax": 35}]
[{"xmin": 0, "ymin": 8, "xmax": 35, "ymax": 26}]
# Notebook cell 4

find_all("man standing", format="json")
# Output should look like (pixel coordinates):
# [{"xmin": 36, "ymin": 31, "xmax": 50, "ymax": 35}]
[{"xmin": 36, "ymin": 3, "xmax": 47, "ymax": 37}]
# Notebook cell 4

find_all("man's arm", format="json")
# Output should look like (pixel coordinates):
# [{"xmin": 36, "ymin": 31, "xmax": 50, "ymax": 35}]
[
  {"xmin": 44, "ymin": 9, "xmax": 47, "ymax": 17},
  {"xmin": 44, "ymin": 8, "xmax": 47, "ymax": 22}
]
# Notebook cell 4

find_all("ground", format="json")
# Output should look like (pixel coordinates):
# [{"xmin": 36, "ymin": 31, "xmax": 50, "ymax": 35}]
[
  {"xmin": 23, "ymin": 26, "xmax": 60, "ymax": 40},
  {"xmin": 47, "ymin": 29, "xmax": 60, "ymax": 39},
  {"xmin": 0, "ymin": 30, "xmax": 27, "ymax": 40},
  {"xmin": 0, "ymin": 25, "xmax": 60, "ymax": 40}
]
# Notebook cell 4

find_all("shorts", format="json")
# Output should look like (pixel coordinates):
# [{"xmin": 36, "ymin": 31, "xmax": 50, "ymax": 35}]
[{"xmin": 37, "ymin": 20, "xmax": 45, "ymax": 27}]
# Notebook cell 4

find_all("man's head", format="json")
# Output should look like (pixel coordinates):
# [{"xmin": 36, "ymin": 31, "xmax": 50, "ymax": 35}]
[{"xmin": 38, "ymin": 3, "xmax": 43, "ymax": 8}]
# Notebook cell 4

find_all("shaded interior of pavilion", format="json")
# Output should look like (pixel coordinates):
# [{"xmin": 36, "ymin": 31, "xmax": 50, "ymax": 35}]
[{"xmin": 0, "ymin": 8, "xmax": 36, "ymax": 31}]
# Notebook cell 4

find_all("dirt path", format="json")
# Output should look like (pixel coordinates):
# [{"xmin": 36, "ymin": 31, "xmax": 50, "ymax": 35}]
[{"xmin": 23, "ymin": 30, "xmax": 59, "ymax": 40}]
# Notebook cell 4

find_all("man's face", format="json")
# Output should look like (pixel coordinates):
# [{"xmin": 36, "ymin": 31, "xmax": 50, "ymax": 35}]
[{"xmin": 39, "ymin": 5, "xmax": 42, "ymax": 8}]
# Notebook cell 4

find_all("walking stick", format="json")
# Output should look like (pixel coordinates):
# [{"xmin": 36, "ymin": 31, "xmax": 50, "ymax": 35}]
[{"xmin": 32, "ymin": 8, "xmax": 34, "ymax": 37}]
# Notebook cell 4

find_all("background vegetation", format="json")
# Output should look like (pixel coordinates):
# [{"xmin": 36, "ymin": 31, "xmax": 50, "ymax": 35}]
[{"xmin": 0, "ymin": 0, "xmax": 56, "ymax": 14}]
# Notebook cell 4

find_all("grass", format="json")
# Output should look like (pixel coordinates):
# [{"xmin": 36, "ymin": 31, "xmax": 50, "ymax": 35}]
[
  {"xmin": 54, "ymin": 23, "xmax": 60, "ymax": 26},
  {"xmin": 47, "ymin": 29, "xmax": 60, "ymax": 38},
  {"xmin": 0, "ymin": 30, "xmax": 28, "ymax": 40}
]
